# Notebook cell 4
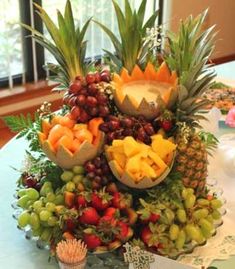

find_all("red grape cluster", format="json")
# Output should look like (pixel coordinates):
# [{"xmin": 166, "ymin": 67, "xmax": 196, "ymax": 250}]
[
  {"xmin": 99, "ymin": 115, "xmax": 156, "ymax": 144},
  {"xmin": 84, "ymin": 155, "xmax": 113, "ymax": 189},
  {"xmin": 63, "ymin": 70, "xmax": 111, "ymax": 123}
]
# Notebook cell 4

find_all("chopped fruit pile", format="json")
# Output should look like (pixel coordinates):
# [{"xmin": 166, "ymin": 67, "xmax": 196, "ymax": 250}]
[
  {"xmin": 106, "ymin": 135, "xmax": 176, "ymax": 184},
  {"xmin": 38, "ymin": 116, "xmax": 104, "ymax": 154}
]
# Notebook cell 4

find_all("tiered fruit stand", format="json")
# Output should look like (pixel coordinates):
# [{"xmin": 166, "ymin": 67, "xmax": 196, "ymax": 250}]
[{"xmin": 4, "ymin": 0, "xmax": 225, "ymax": 267}]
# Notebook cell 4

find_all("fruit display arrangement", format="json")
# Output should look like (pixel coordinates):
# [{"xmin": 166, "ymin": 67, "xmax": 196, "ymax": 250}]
[
  {"xmin": 5, "ymin": 0, "xmax": 224, "ymax": 263},
  {"xmin": 202, "ymin": 83, "xmax": 235, "ymax": 114}
]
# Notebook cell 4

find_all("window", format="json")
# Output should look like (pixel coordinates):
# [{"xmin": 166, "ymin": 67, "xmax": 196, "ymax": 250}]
[{"xmin": 0, "ymin": 0, "xmax": 162, "ymax": 89}]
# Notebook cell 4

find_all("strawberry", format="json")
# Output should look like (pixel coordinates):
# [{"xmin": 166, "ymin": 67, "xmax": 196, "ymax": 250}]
[
  {"xmin": 148, "ymin": 213, "xmax": 160, "ymax": 223},
  {"xmin": 112, "ymin": 192, "xmax": 132, "ymax": 209},
  {"xmin": 123, "ymin": 208, "xmax": 138, "ymax": 225},
  {"xmin": 98, "ymin": 215, "xmax": 117, "ymax": 228},
  {"xmin": 83, "ymin": 233, "xmax": 101, "ymax": 250},
  {"xmin": 79, "ymin": 207, "xmax": 100, "ymax": 225},
  {"xmin": 141, "ymin": 226, "xmax": 152, "ymax": 246},
  {"xmin": 65, "ymin": 218, "xmax": 76, "ymax": 230},
  {"xmin": 64, "ymin": 191, "xmax": 75, "ymax": 208},
  {"xmin": 91, "ymin": 191, "xmax": 112, "ymax": 211},
  {"xmin": 106, "ymin": 182, "xmax": 118, "ymax": 193},
  {"xmin": 116, "ymin": 221, "xmax": 129, "ymax": 241},
  {"xmin": 76, "ymin": 194, "xmax": 88, "ymax": 208},
  {"xmin": 161, "ymin": 120, "xmax": 172, "ymax": 131},
  {"xmin": 104, "ymin": 207, "xmax": 120, "ymax": 219}
]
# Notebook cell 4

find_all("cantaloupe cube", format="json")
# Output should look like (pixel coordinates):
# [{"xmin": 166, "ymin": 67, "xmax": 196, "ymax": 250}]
[
  {"xmin": 51, "ymin": 115, "xmax": 63, "ymax": 127},
  {"xmin": 112, "ymin": 152, "xmax": 126, "ymax": 168},
  {"xmin": 48, "ymin": 124, "xmax": 66, "ymax": 145},
  {"xmin": 54, "ymin": 135, "xmax": 73, "ymax": 152},
  {"xmin": 148, "ymin": 150, "xmax": 167, "ymax": 169},
  {"xmin": 38, "ymin": 132, "xmax": 46, "ymax": 144},
  {"xmin": 59, "ymin": 116, "xmax": 76, "ymax": 129},
  {"xmin": 126, "ymin": 154, "xmax": 141, "ymax": 173},
  {"xmin": 42, "ymin": 120, "xmax": 52, "ymax": 137},
  {"xmin": 63, "ymin": 127, "xmax": 74, "ymax": 140},
  {"xmin": 141, "ymin": 160, "xmax": 157, "ymax": 178},
  {"xmin": 73, "ymin": 124, "xmax": 88, "ymax": 131},
  {"xmin": 123, "ymin": 136, "xmax": 141, "ymax": 157},
  {"xmin": 88, "ymin": 117, "xmax": 104, "ymax": 137},
  {"xmin": 93, "ymin": 131, "xmax": 102, "ymax": 146},
  {"xmin": 70, "ymin": 138, "xmax": 81, "ymax": 153},
  {"xmin": 74, "ymin": 128, "xmax": 93, "ymax": 144}
]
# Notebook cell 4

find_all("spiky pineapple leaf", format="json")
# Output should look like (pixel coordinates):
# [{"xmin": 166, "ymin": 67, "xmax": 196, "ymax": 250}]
[
  {"xmin": 94, "ymin": 0, "xmax": 159, "ymax": 73},
  {"xmin": 199, "ymin": 130, "xmax": 219, "ymax": 155},
  {"xmin": 165, "ymin": 9, "xmax": 216, "ymax": 126},
  {"xmin": 21, "ymin": 0, "xmax": 91, "ymax": 88}
]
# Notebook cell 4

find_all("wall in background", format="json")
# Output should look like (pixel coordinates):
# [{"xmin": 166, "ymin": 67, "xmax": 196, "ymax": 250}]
[{"xmin": 162, "ymin": 0, "xmax": 235, "ymax": 60}]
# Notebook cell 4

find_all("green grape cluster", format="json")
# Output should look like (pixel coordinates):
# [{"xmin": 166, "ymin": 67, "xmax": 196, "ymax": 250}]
[
  {"xmin": 16, "ymin": 165, "xmax": 87, "ymax": 244},
  {"xmin": 142, "ymin": 187, "xmax": 223, "ymax": 256},
  {"xmin": 17, "ymin": 181, "xmax": 65, "ymax": 243},
  {"xmin": 60, "ymin": 165, "xmax": 88, "ymax": 192}
]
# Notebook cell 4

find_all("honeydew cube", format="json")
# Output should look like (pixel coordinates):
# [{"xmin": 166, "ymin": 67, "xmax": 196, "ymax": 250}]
[
  {"xmin": 123, "ymin": 136, "xmax": 141, "ymax": 157},
  {"xmin": 112, "ymin": 152, "xmax": 126, "ymax": 169},
  {"xmin": 148, "ymin": 150, "xmax": 167, "ymax": 169}
]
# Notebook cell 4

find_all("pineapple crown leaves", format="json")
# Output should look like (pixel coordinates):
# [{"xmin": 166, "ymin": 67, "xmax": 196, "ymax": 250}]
[
  {"xmin": 198, "ymin": 130, "xmax": 219, "ymax": 156},
  {"xmin": 21, "ymin": 1, "xmax": 91, "ymax": 88},
  {"xmin": 94, "ymin": 0, "xmax": 159, "ymax": 73},
  {"xmin": 165, "ymin": 9, "xmax": 217, "ymax": 125}
]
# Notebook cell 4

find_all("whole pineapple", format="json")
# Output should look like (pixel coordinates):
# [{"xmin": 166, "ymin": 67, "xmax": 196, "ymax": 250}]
[
  {"xmin": 175, "ymin": 127, "xmax": 208, "ymax": 194},
  {"xmin": 165, "ymin": 10, "xmax": 216, "ymax": 196}
]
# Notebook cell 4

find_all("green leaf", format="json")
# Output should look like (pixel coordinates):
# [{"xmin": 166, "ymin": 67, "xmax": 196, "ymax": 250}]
[
  {"xmin": 142, "ymin": 10, "xmax": 159, "ymax": 33},
  {"xmin": 2, "ymin": 114, "xmax": 34, "ymax": 133},
  {"xmin": 137, "ymin": 0, "xmax": 147, "ymax": 26}
]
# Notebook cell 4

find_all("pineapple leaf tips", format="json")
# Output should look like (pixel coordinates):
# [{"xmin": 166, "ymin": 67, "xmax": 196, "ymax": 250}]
[
  {"xmin": 21, "ymin": 1, "xmax": 91, "ymax": 88},
  {"xmin": 94, "ymin": 0, "xmax": 159, "ymax": 73},
  {"xmin": 166, "ymin": 9, "xmax": 217, "ymax": 126}
]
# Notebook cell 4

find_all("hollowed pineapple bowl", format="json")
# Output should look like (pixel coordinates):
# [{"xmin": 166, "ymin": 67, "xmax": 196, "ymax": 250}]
[
  {"xmin": 38, "ymin": 115, "xmax": 104, "ymax": 169},
  {"xmin": 106, "ymin": 135, "xmax": 176, "ymax": 189},
  {"xmin": 112, "ymin": 62, "xmax": 178, "ymax": 120}
]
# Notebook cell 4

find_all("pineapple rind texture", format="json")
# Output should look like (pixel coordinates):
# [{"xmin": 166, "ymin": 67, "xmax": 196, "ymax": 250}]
[{"xmin": 174, "ymin": 133, "xmax": 208, "ymax": 196}]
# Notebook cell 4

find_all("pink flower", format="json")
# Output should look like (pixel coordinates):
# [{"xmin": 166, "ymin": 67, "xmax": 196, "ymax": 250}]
[{"xmin": 225, "ymin": 106, "xmax": 235, "ymax": 128}]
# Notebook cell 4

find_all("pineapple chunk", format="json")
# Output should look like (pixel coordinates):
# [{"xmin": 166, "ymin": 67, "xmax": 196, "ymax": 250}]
[
  {"xmin": 107, "ymin": 145, "xmax": 124, "ymax": 154},
  {"xmin": 112, "ymin": 152, "xmax": 126, "ymax": 168},
  {"xmin": 148, "ymin": 150, "xmax": 167, "ymax": 169},
  {"xmin": 123, "ymin": 136, "xmax": 141, "ymax": 157},
  {"xmin": 126, "ymin": 154, "xmax": 142, "ymax": 173},
  {"xmin": 145, "ymin": 157, "xmax": 154, "ymax": 166},
  {"xmin": 139, "ymin": 143, "xmax": 150, "ymax": 158},
  {"xmin": 112, "ymin": 139, "xmax": 124, "ymax": 147},
  {"xmin": 151, "ymin": 135, "xmax": 176, "ymax": 160},
  {"xmin": 112, "ymin": 160, "xmax": 124, "ymax": 176},
  {"xmin": 141, "ymin": 160, "xmax": 157, "ymax": 178}
]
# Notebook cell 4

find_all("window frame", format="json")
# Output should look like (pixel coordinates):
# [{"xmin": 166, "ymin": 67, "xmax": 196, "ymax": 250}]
[{"xmin": 0, "ymin": 0, "xmax": 162, "ymax": 89}]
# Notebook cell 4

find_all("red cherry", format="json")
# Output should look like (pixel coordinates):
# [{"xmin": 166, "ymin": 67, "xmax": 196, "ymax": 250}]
[
  {"xmin": 76, "ymin": 95, "xmax": 86, "ymax": 106},
  {"xmin": 86, "ymin": 96, "xmax": 98, "ymax": 107},
  {"xmin": 88, "ymin": 83, "xmax": 98, "ymax": 95},
  {"xmin": 94, "ymin": 72, "xmax": 101, "ymax": 83},
  {"xmin": 161, "ymin": 120, "xmax": 172, "ymax": 131},
  {"xmin": 86, "ymin": 73, "xmax": 96, "ymax": 84},
  {"xmin": 69, "ymin": 80, "xmax": 82, "ymax": 94},
  {"xmin": 70, "ymin": 106, "xmax": 81, "ymax": 120}
]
